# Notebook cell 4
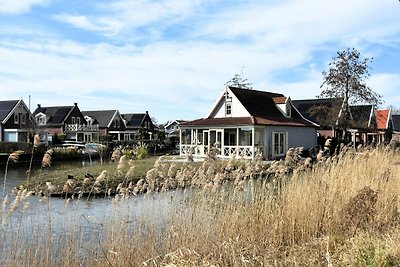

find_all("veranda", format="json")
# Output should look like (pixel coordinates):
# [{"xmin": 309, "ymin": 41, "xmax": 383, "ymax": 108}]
[{"xmin": 179, "ymin": 127, "xmax": 264, "ymax": 160}]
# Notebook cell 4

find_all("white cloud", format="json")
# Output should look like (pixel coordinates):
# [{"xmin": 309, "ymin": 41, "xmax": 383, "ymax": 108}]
[
  {"xmin": 2, "ymin": 0, "xmax": 400, "ymax": 122},
  {"xmin": 0, "ymin": 0, "xmax": 48, "ymax": 14},
  {"xmin": 369, "ymin": 73, "xmax": 400, "ymax": 107},
  {"xmin": 54, "ymin": 0, "xmax": 211, "ymax": 36},
  {"xmin": 53, "ymin": 14, "xmax": 110, "ymax": 32},
  {"xmin": 198, "ymin": 0, "xmax": 400, "ymax": 48}
]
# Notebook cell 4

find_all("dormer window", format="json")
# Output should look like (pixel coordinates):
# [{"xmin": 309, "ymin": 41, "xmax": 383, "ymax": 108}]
[
  {"xmin": 36, "ymin": 114, "xmax": 46, "ymax": 125},
  {"xmin": 85, "ymin": 116, "xmax": 93, "ymax": 125},
  {"xmin": 286, "ymin": 103, "xmax": 291, "ymax": 117},
  {"xmin": 226, "ymin": 102, "xmax": 232, "ymax": 116}
]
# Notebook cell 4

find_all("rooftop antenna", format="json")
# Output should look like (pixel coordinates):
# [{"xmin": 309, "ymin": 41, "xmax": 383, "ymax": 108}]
[{"xmin": 29, "ymin": 94, "xmax": 31, "ymax": 112}]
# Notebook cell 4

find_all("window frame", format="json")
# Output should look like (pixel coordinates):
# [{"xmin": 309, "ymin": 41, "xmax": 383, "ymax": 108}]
[
  {"xmin": 21, "ymin": 114, "xmax": 26, "ymax": 124},
  {"xmin": 14, "ymin": 113, "xmax": 19, "ymax": 124},
  {"xmin": 272, "ymin": 132, "xmax": 288, "ymax": 157}
]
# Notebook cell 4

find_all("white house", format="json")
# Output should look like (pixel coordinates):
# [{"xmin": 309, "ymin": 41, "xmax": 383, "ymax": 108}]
[
  {"xmin": 180, "ymin": 87, "xmax": 318, "ymax": 160},
  {"xmin": 164, "ymin": 120, "xmax": 187, "ymax": 138}
]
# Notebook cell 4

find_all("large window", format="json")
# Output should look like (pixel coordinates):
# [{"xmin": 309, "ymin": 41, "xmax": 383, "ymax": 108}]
[
  {"xmin": 181, "ymin": 129, "xmax": 191, "ymax": 145},
  {"xmin": 224, "ymin": 129, "xmax": 236, "ymax": 146},
  {"xmin": 239, "ymin": 128, "xmax": 252, "ymax": 146},
  {"xmin": 273, "ymin": 132, "xmax": 287, "ymax": 156}
]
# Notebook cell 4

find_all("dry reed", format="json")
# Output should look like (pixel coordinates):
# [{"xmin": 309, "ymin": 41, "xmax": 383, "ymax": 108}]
[{"xmin": 2, "ymin": 145, "xmax": 400, "ymax": 266}]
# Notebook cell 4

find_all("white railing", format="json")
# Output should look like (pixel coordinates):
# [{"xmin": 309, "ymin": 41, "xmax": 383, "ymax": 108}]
[
  {"xmin": 224, "ymin": 145, "xmax": 254, "ymax": 159},
  {"xmin": 65, "ymin": 124, "xmax": 99, "ymax": 132},
  {"xmin": 181, "ymin": 145, "xmax": 206, "ymax": 156},
  {"xmin": 181, "ymin": 144, "xmax": 260, "ymax": 160}
]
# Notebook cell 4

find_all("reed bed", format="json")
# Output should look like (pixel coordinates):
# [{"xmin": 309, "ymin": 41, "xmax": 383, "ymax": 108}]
[{"xmin": 1, "ymin": 145, "xmax": 400, "ymax": 266}]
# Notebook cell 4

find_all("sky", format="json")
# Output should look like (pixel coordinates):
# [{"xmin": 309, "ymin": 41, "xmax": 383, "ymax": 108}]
[{"xmin": 1, "ymin": 0, "xmax": 400, "ymax": 124}]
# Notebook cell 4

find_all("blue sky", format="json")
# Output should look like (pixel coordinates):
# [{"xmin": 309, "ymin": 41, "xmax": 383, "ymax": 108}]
[{"xmin": 1, "ymin": 0, "xmax": 400, "ymax": 124}]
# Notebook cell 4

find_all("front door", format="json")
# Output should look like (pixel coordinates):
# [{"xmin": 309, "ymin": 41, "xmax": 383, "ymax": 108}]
[{"xmin": 209, "ymin": 129, "xmax": 223, "ymax": 155}]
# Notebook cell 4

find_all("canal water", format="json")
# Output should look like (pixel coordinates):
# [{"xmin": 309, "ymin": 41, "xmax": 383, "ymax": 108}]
[{"xmin": 0, "ymin": 160, "xmax": 191, "ymax": 263}]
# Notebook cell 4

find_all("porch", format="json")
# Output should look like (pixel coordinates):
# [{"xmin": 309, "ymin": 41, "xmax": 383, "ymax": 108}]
[{"xmin": 179, "ymin": 127, "xmax": 264, "ymax": 160}]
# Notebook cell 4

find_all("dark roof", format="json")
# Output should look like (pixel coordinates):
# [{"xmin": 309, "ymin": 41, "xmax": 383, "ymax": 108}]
[
  {"xmin": 82, "ymin": 110, "xmax": 117, "ymax": 128},
  {"xmin": 392, "ymin": 114, "xmax": 400, "ymax": 131},
  {"xmin": 122, "ymin": 113, "xmax": 146, "ymax": 128},
  {"xmin": 33, "ymin": 105, "xmax": 74, "ymax": 125},
  {"xmin": 349, "ymin": 105, "xmax": 374, "ymax": 128},
  {"xmin": 292, "ymin": 98, "xmax": 340, "ymax": 123},
  {"xmin": 0, "ymin": 100, "xmax": 18, "ymax": 122},
  {"xmin": 229, "ymin": 87, "xmax": 284, "ymax": 118},
  {"xmin": 184, "ymin": 87, "xmax": 315, "ymax": 127}
]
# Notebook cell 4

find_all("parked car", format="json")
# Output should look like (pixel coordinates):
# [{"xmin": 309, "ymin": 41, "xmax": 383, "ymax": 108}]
[{"xmin": 82, "ymin": 143, "xmax": 107, "ymax": 157}]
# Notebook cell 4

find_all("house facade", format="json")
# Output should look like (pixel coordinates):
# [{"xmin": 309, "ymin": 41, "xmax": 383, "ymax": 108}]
[
  {"xmin": 0, "ymin": 99, "xmax": 35, "ymax": 142},
  {"xmin": 180, "ymin": 87, "xmax": 318, "ymax": 160},
  {"xmin": 83, "ymin": 110, "xmax": 126, "ymax": 141},
  {"xmin": 165, "ymin": 120, "xmax": 187, "ymax": 138},
  {"xmin": 122, "ymin": 111, "xmax": 155, "ymax": 141},
  {"xmin": 33, "ymin": 103, "xmax": 99, "ymax": 144},
  {"xmin": 292, "ymin": 98, "xmax": 391, "ymax": 146}
]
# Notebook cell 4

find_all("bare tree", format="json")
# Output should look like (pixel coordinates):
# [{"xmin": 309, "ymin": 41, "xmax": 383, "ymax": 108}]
[
  {"xmin": 316, "ymin": 48, "xmax": 382, "ymax": 136},
  {"xmin": 225, "ymin": 68, "xmax": 253, "ymax": 89}
]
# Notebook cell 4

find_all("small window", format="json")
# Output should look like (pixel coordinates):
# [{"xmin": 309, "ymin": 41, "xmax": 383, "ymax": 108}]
[
  {"xmin": 71, "ymin": 117, "xmax": 76, "ymax": 124},
  {"xmin": 117, "ymin": 120, "xmax": 120, "ymax": 128},
  {"xmin": 113, "ymin": 120, "xmax": 117, "ymax": 127},
  {"xmin": 14, "ymin": 113, "xmax": 19, "ymax": 124},
  {"xmin": 286, "ymin": 103, "xmax": 291, "ymax": 117},
  {"xmin": 21, "ymin": 114, "xmax": 26, "ymax": 124},
  {"xmin": 226, "ymin": 103, "xmax": 232, "ymax": 116},
  {"xmin": 36, "ymin": 115, "xmax": 45, "ymax": 125},
  {"xmin": 76, "ymin": 117, "xmax": 81, "ymax": 125}
]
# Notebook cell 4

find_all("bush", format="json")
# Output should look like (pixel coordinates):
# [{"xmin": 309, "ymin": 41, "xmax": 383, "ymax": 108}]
[{"xmin": 0, "ymin": 142, "xmax": 32, "ymax": 153}]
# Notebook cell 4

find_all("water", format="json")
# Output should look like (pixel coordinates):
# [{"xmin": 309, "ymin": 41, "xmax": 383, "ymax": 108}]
[{"xmin": 0, "ymin": 160, "xmax": 191, "ymax": 263}]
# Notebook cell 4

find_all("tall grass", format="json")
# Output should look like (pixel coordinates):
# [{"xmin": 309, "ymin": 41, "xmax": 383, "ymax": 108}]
[{"xmin": 1, "ymin": 147, "xmax": 400, "ymax": 266}]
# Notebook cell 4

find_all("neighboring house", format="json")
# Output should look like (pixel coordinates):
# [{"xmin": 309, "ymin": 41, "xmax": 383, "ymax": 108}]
[
  {"xmin": 121, "ymin": 111, "xmax": 155, "ymax": 141},
  {"xmin": 393, "ymin": 114, "xmax": 400, "ymax": 132},
  {"xmin": 345, "ymin": 105, "xmax": 376, "ymax": 145},
  {"xmin": 180, "ymin": 87, "xmax": 318, "ymax": 160},
  {"xmin": 293, "ymin": 98, "xmax": 383, "ymax": 145},
  {"xmin": 292, "ymin": 98, "xmax": 339, "ymax": 138},
  {"xmin": 33, "ymin": 103, "xmax": 99, "ymax": 144},
  {"xmin": 372, "ymin": 109, "xmax": 393, "ymax": 144},
  {"xmin": 164, "ymin": 120, "xmax": 187, "ymax": 138},
  {"xmin": 0, "ymin": 99, "xmax": 35, "ymax": 142},
  {"xmin": 392, "ymin": 114, "xmax": 400, "ymax": 141},
  {"xmin": 83, "ymin": 110, "xmax": 126, "ymax": 141}
]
